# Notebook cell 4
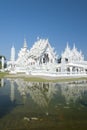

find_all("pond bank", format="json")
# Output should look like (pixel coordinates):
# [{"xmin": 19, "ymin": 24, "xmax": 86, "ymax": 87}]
[{"xmin": 2, "ymin": 72, "xmax": 87, "ymax": 82}]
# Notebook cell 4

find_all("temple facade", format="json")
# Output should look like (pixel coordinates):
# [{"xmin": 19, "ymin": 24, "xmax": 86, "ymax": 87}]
[
  {"xmin": 7, "ymin": 38, "xmax": 87, "ymax": 76},
  {"xmin": 62, "ymin": 43, "xmax": 84, "ymax": 62},
  {"xmin": 57, "ymin": 43, "xmax": 87, "ymax": 75}
]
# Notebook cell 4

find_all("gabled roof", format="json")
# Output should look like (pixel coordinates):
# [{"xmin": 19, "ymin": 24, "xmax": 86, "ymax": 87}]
[
  {"xmin": 62, "ymin": 43, "xmax": 84, "ymax": 61},
  {"xmin": 29, "ymin": 38, "xmax": 56, "ymax": 59}
]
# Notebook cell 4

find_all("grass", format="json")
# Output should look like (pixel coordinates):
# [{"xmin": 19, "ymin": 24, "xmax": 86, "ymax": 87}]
[
  {"xmin": 24, "ymin": 76, "xmax": 87, "ymax": 83},
  {"xmin": 1, "ymin": 71, "xmax": 87, "ymax": 82},
  {"xmin": 24, "ymin": 77, "xmax": 51, "ymax": 82},
  {"xmin": 0, "ymin": 72, "xmax": 9, "ymax": 78}
]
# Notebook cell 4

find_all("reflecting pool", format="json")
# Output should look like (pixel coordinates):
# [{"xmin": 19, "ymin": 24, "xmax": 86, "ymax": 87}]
[{"xmin": 0, "ymin": 78, "xmax": 87, "ymax": 130}]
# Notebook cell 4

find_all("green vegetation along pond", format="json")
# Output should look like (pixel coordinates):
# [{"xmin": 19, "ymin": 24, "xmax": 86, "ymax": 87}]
[{"xmin": 0, "ymin": 78, "xmax": 87, "ymax": 130}]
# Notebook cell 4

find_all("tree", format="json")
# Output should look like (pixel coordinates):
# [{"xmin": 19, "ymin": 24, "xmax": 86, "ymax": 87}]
[
  {"xmin": 0, "ymin": 55, "xmax": 6, "ymax": 60},
  {"xmin": 0, "ymin": 55, "xmax": 7, "ymax": 69}
]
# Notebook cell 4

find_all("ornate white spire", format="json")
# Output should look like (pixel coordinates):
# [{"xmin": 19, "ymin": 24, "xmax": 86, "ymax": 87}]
[
  {"xmin": 73, "ymin": 43, "xmax": 77, "ymax": 51},
  {"xmin": 23, "ymin": 38, "xmax": 27, "ymax": 48},
  {"xmin": 66, "ymin": 42, "xmax": 70, "ymax": 50},
  {"xmin": 11, "ymin": 45, "xmax": 15, "ymax": 62},
  {"xmin": 73, "ymin": 43, "xmax": 76, "ymax": 49},
  {"xmin": 64, "ymin": 42, "xmax": 71, "ymax": 54},
  {"xmin": 62, "ymin": 42, "xmax": 71, "ymax": 61}
]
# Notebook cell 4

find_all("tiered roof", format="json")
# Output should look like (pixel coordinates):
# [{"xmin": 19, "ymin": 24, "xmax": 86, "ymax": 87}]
[
  {"xmin": 62, "ymin": 43, "xmax": 84, "ymax": 62},
  {"xmin": 29, "ymin": 38, "xmax": 57, "ymax": 59}
]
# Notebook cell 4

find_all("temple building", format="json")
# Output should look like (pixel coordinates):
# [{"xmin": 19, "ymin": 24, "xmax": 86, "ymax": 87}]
[
  {"xmin": 7, "ymin": 38, "xmax": 87, "ymax": 76},
  {"xmin": 8, "ymin": 38, "xmax": 58, "ymax": 74},
  {"xmin": 57, "ymin": 43, "xmax": 87, "ymax": 75},
  {"xmin": 27, "ymin": 38, "xmax": 58, "ymax": 73},
  {"xmin": 61, "ymin": 43, "xmax": 84, "ymax": 62}
]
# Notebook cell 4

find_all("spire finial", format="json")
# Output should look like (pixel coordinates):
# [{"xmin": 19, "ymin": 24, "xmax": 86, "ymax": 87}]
[
  {"xmin": 37, "ymin": 36, "xmax": 39, "ymax": 40},
  {"xmin": 66, "ymin": 41, "xmax": 70, "ymax": 49},
  {"xmin": 24, "ymin": 38, "xmax": 27, "ymax": 48},
  {"xmin": 73, "ymin": 43, "xmax": 76, "ymax": 49},
  {"xmin": 11, "ymin": 45, "xmax": 15, "ymax": 61}
]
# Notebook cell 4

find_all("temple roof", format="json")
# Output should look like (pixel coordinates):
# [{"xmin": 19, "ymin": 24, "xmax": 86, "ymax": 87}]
[
  {"xmin": 29, "ymin": 38, "xmax": 56, "ymax": 59},
  {"xmin": 62, "ymin": 42, "xmax": 71, "ymax": 58},
  {"xmin": 62, "ymin": 43, "xmax": 84, "ymax": 62}
]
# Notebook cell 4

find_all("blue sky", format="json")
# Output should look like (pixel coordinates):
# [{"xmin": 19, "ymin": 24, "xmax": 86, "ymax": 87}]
[{"xmin": 0, "ymin": 0, "xmax": 87, "ymax": 60}]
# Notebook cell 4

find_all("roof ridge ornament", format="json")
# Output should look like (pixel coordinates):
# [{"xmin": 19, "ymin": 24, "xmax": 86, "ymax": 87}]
[
  {"xmin": 37, "ymin": 36, "xmax": 40, "ymax": 40},
  {"xmin": 66, "ymin": 42, "xmax": 70, "ymax": 49}
]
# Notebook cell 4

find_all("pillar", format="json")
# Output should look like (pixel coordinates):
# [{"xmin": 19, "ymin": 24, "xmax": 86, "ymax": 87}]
[{"xmin": 70, "ymin": 66, "xmax": 72, "ymax": 74}]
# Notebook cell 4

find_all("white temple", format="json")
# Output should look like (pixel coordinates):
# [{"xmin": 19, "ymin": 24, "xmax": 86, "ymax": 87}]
[
  {"xmin": 58, "ymin": 43, "xmax": 87, "ymax": 75},
  {"xmin": 7, "ymin": 38, "xmax": 87, "ymax": 76}
]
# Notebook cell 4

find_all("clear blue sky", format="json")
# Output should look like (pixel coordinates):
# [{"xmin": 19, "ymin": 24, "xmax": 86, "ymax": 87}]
[{"xmin": 0, "ymin": 0, "xmax": 87, "ymax": 60}]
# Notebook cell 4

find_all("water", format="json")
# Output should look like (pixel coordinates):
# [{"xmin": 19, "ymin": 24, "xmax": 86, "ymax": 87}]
[{"xmin": 0, "ymin": 78, "xmax": 87, "ymax": 130}]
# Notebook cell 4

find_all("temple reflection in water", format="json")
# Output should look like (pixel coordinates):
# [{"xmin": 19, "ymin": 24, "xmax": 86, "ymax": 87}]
[
  {"xmin": 1, "ymin": 78, "xmax": 87, "ymax": 129},
  {"xmin": 5, "ymin": 79, "xmax": 87, "ymax": 109}
]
